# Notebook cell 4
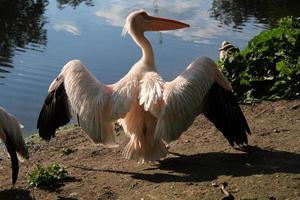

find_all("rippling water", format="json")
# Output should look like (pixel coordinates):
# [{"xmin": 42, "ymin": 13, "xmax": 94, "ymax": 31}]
[{"xmin": 0, "ymin": 0, "xmax": 299, "ymax": 136}]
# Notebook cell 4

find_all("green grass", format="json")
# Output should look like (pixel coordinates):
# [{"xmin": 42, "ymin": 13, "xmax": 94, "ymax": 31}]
[{"xmin": 27, "ymin": 162, "xmax": 67, "ymax": 188}]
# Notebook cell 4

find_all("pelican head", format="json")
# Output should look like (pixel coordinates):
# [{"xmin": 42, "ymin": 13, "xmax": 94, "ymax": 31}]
[
  {"xmin": 122, "ymin": 10, "xmax": 189, "ymax": 36},
  {"xmin": 219, "ymin": 41, "xmax": 236, "ymax": 61}
]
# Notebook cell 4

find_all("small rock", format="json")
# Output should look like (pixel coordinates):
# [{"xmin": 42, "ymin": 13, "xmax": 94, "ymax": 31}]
[
  {"xmin": 130, "ymin": 182, "xmax": 138, "ymax": 189},
  {"xmin": 273, "ymin": 129, "xmax": 280, "ymax": 133},
  {"xmin": 211, "ymin": 181, "xmax": 218, "ymax": 187},
  {"xmin": 90, "ymin": 185, "xmax": 96, "ymax": 189},
  {"xmin": 222, "ymin": 182, "xmax": 228, "ymax": 187},
  {"xmin": 220, "ymin": 182, "xmax": 231, "ymax": 197},
  {"xmin": 290, "ymin": 104, "xmax": 300, "ymax": 110},
  {"xmin": 69, "ymin": 192, "xmax": 78, "ymax": 197},
  {"xmin": 230, "ymin": 188, "xmax": 239, "ymax": 193},
  {"xmin": 184, "ymin": 140, "xmax": 190, "ymax": 143}
]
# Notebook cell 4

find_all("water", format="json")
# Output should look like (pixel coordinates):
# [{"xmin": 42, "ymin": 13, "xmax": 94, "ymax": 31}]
[{"xmin": 0, "ymin": 0, "xmax": 299, "ymax": 137}]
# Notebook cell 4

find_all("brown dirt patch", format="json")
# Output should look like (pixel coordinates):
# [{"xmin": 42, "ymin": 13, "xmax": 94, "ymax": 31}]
[{"xmin": 0, "ymin": 100, "xmax": 299, "ymax": 200}]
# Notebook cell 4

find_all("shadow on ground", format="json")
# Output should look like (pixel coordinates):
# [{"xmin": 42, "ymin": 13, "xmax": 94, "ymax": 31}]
[
  {"xmin": 0, "ymin": 189, "xmax": 33, "ymax": 200},
  {"xmin": 35, "ymin": 176, "xmax": 81, "ymax": 192},
  {"xmin": 0, "ymin": 176, "xmax": 81, "ymax": 200},
  {"xmin": 72, "ymin": 146, "xmax": 300, "ymax": 183}
]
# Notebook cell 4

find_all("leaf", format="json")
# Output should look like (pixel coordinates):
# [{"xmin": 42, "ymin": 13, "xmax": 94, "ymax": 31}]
[{"xmin": 27, "ymin": 162, "xmax": 67, "ymax": 188}]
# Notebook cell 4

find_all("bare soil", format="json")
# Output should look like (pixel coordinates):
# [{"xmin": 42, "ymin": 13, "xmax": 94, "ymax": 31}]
[{"xmin": 0, "ymin": 100, "xmax": 299, "ymax": 200}]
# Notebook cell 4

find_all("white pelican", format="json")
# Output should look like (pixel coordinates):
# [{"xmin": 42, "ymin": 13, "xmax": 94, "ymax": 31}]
[
  {"xmin": 219, "ymin": 41, "xmax": 236, "ymax": 60},
  {"xmin": 37, "ymin": 10, "xmax": 250, "ymax": 163},
  {"xmin": 0, "ymin": 107, "xmax": 29, "ymax": 185}
]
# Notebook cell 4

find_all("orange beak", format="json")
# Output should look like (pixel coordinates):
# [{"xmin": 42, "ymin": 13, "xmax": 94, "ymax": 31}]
[{"xmin": 145, "ymin": 15, "xmax": 190, "ymax": 31}]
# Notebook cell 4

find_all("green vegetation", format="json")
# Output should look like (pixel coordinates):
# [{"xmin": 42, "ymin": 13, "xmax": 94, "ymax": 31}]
[
  {"xmin": 60, "ymin": 147, "xmax": 76, "ymax": 156},
  {"xmin": 27, "ymin": 162, "xmax": 67, "ymax": 188},
  {"xmin": 58, "ymin": 123, "xmax": 77, "ymax": 131},
  {"xmin": 218, "ymin": 16, "xmax": 300, "ymax": 102}
]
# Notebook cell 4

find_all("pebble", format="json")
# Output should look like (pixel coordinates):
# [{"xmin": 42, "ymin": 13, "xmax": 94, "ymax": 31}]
[
  {"xmin": 273, "ymin": 129, "xmax": 280, "ymax": 133},
  {"xmin": 69, "ymin": 192, "xmax": 78, "ymax": 197},
  {"xmin": 211, "ymin": 181, "xmax": 218, "ymax": 187},
  {"xmin": 290, "ymin": 104, "xmax": 300, "ymax": 110},
  {"xmin": 130, "ymin": 182, "xmax": 138, "ymax": 189}
]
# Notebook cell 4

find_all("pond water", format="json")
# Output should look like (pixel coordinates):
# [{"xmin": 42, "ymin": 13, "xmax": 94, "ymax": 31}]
[{"xmin": 0, "ymin": 0, "xmax": 299, "ymax": 137}]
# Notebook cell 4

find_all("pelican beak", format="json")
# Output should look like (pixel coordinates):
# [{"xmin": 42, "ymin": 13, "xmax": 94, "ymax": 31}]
[
  {"xmin": 5, "ymin": 139, "xmax": 19, "ymax": 185},
  {"xmin": 145, "ymin": 15, "xmax": 189, "ymax": 31}
]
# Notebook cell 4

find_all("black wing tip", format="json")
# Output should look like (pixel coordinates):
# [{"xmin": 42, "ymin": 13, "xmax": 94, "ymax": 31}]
[
  {"xmin": 203, "ymin": 83, "xmax": 251, "ymax": 146},
  {"xmin": 39, "ymin": 134, "xmax": 52, "ymax": 142},
  {"xmin": 5, "ymin": 136, "xmax": 20, "ymax": 185},
  {"xmin": 37, "ymin": 81, "xmax": 71, "ymax": 141},
  {"xmin": 11, "ymin": 159, "xmax": 19, "ymax": 185},
  {"xmin": 246, "ymin": 126, "xmax": 251, "ymax": 135},
  {"xmin": 38, "ymin": 127, "xmax": 57, "ymax": 141},
  {"xmin": 227, "ymin": 134, "xmax": 248, "ymax": 147},
  {"xmin": 228, "ymin": 128, "xmax": 250, "ymax": 146},
  {"xmin": 38, "ymin": 124, "xmax": 66, "ymax": 142}
]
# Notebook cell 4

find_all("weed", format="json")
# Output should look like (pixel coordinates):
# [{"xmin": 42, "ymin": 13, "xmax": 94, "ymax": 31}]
[{"xmin": 27, "ymin": 162, "xmax": 67, "ymax": 187}]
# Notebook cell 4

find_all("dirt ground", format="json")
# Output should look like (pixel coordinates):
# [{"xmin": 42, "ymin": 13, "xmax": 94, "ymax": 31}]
[{"xmin": 0, "ymin": 100, "xmax": 299, "ymax": 200}]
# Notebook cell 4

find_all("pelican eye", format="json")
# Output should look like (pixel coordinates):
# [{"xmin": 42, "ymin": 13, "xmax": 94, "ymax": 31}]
[
  {"xmin": 140, "ymin": 12, "xmax": 148, "ymax": 17},
  {"xmin": 140, "ymin": 12, "xmax": 152, "ymax": 22}
]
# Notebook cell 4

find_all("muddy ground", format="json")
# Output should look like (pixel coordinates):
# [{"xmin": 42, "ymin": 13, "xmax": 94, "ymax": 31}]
[{"xmin": 0, "ymin": 100, "xmax": 299, "ymax": 200}]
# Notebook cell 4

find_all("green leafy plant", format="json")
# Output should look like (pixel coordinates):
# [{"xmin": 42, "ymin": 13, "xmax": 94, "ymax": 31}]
[
  {"xmin": 218, "ymin": 16, "xmax": 300, "ymax": 101},
  {"xmin": 60, "ymin": 147, "xmax": 76, "ymax": 156},
  {"xmin": 27, "ymin": 162, "xmax": 67, "ymax": 188}
]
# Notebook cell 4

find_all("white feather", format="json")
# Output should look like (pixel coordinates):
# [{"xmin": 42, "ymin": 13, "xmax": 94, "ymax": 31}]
[
  {"xmin": 57, "ymin": 60, "xmax": 138, "ymax": 144},
  {"xmin": 139, "ymin": 72, "xmax": 164, "ymax": 113},
  {"xmin": 154, "ymin": 57, "xmax": 222, "ymax": 143}
]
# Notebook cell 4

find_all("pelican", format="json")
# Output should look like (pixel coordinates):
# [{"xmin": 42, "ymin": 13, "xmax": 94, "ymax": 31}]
[
  {"xmin": 219, "ymin": 41, "xmax": 236, "ymax": 60},
  {"xmin": 0, "ymin": 107, "xmax": 29, "ymax": 185},
  {"xmin": 37, "ymin": 10, "xmax": 250, "ymax": 163}
]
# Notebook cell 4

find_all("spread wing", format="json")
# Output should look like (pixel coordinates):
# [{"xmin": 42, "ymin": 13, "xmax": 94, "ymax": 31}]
[
  {"xmin": 154, "ymin": 57, "xmax": 232, "ymax": 143},
  {"xmin": 37, "ymin": 60, "xmax": 138, "ymax": 145}
]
